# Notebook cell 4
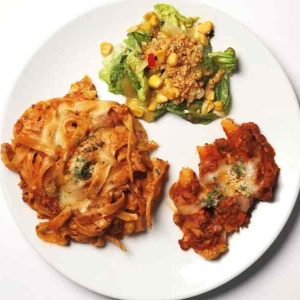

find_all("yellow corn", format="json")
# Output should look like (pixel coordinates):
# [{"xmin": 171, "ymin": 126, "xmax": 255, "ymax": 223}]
[
  {"xmin": 164, "ymin": 87, "xmax": 179, "ymax": 100},
  {"xmin": 163, "ymin": 78, "xmax": 171, "ymax": 86},
  {"xmin": 131, "ymin": 107, "xmax": 144, "ymax": 118},
  {"xmin": 167, "ymin": 53, "xmax": 178, "ymax": 67},
  {"xmin": 148, "ymin": 100, "xmax": 158, "ymax": 112},
  {"xmin": 190, "ymin": 28, "xmax": 200, "ymax": 41},
  {"xmin": 144, "ymin": 12, "xmax": 152, "ymax": 20},
  {"xmin": 198, "ymin": 21, "xmax": 214, "ymax": 34},
  {"xmin": 150, "ymin": 15, "xmax": 159, "ymax": 26},
  {"xmin": 127, "ymin": 98, "xmax": 144, "ymax": 118},
  {"xmin": 139, "ymin": 22, "xmax": 152, "ymax": 32},
  {"xmin": 202, "ymin": 100, "xmax": 215, "ymax": 114},
  {"xmin": 144, "ymin": 12, "xmax": 159, "ymax": 26},
  {"xmin": 198, "ymin": 33, "xmax": 209, "ymax": 45},
  {"xmin": 173, "ymin": 88, "xmax": 180, "ymax": 98},
  {"xmin": 100, "ymin": 42, "xmax": 113, "ymax": 57},
  {"xmin": 148, "ymin": 75, "xmax": 163, "ymax": 89},
  {"xmin": 156, "ymin": 93, "xmax": 168, "ymax": 104},
  {"xmin": 156, "ymin": 49, "xmax": 166, "ymax": 63},
  {"xmin": 214, "ymin": 101, "xmax": 224, "ymax": 111},
  {"xmin": 205, "ymin": 89, "xmax": 215, "ymax": 101}
]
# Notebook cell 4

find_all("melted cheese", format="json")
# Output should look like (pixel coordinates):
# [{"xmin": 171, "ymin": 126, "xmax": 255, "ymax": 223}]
[
  {"xmin": 201, "ymin": 158, "xmax": 260, "ymax": 198},
  {"xmin": 59, "ymin": 182, "xmax": 84, "ymax": 206},
  {"xmin": 40, "ymin": 100, "xmax": 113, "ymax": 150}
]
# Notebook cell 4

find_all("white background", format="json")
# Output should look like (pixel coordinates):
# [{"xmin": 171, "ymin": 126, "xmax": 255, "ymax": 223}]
[{"xmin": 0, "ymin": 0, "xmax": 299, "ymax": 299}]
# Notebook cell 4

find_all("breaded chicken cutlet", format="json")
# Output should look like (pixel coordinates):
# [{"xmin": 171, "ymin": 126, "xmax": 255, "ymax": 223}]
[{"xmin": 170, "ymin": 119, "xmax": 279, "ymax": 259}]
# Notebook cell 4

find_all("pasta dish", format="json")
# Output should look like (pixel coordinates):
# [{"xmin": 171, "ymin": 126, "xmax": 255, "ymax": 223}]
[{"xmin": 1, "ymin": 76, "xmax": 168, "ymax": 250}]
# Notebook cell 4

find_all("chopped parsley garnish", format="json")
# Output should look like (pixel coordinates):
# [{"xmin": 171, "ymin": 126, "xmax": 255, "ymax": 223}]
[
  {"xmin": 238, "ymin": 184, "xmax": 250, "ymax": 196},
  {"xmin": 74, "ymin": 157, "xmax": 92, "ymax": 180},
  {"xmin": 238, "ymin": 184, "xmax": 247, "ymax": 192},
  {"xmin": 231, "ymin": 162, "xmax": 246, "ymax": 178},
  {"xmin": 203, "ymin": 187, "xmax": 222, "ymax": 208}
]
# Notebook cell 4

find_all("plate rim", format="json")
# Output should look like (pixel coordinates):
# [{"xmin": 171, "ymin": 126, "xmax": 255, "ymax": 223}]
[{"xmin": 0, "ymin": 1, "xmax": 300, "ymax": 299}]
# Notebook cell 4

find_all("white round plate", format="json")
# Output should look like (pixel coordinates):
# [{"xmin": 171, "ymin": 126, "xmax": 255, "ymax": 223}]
[{"xmin": 1, "ymin": 0, "xmax": 300, "ymax": 299}]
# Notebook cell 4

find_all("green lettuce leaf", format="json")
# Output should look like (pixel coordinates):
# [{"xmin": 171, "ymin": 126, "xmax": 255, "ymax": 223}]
[
  {"xmin": 215, "ymin": 73, "xmax": 231, "ymax": 114},
  {"xmin": 99, "ymin": 45, "xmax": 148, "ymax": 101},
  {"xmin": 157, "ymin": 100, "xmax": 219, "ymax": 124},
  {"xmin": 99, "ymin": 47, "xmax": 127, "ymax": 94},
  {"xmin": 208, "ymin": 47, "xmax": 237, "ymax": 74},
  {"xmin": 126, "ymin": 52, "xmax": 148, "ymax": 103},
  {"xmin": 124, "ymin": 32, "xmax": 151, "ymax": 55},
  {"xmin": 154, "ymin": 3, "xmax": 198, "ymax": 30},
  {"xmin": 202, "ymin": 42, "xmax": 217, "ymax": 73}
]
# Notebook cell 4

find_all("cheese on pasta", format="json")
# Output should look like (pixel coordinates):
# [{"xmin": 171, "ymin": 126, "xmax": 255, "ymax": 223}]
[{"xmin": 1, "ymin": 76, "xmax": 168, "ymax": 249}]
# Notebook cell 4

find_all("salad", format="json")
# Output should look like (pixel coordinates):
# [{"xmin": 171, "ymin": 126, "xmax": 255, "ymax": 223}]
[{"xmin": 99, "ymin": 3, "xmax": 237, "ymax": 124}]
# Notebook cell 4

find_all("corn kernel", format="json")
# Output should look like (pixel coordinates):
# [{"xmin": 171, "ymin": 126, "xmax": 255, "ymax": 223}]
[
  {"xmin": 202, "ymin": 100, "xmax": 215, "ymax": 114},
  {"xmin": 164, "ymin": 87, "xmax": 179, "ymax": 100},
  {"xmin": 139, "ymin": 22, "xmax": 152, "ymax": 32},
  {"xmin": 173, "ymin": 87, "xmax": 180, "ymax": 98},
  {"xmin": 127, "ymin": 98, "xmax": 144, "ymax": 118},
  {"xmin": 156, "ymin": 49, "xmax": 166, "ymax": 63},
  {"xmin": 144, "ymin": 11, "xmax": 155, "ymax": 21},
  {"xmin": 144, "ymin": 12, "xmax": 159, "ymax": 26},
  {"xmin": 190, "ymin": 28, "xmax": 200, "ymax": 41},
  {"xmin": 198, "ymin": 33, "xmax": 208, "ymax": 45},
  {"xmin": 156, "ymin": 93, "xmax": 168, "ymax": 103},
  {"xmin": 149, "ymin": 14, "xmax": 159, "ymax": 26},
  {"xmin": 131, "ymin": 107, "xmax": 144, "ymax": 118},
  {"xmin": 214, "ymin": 101, "xmax": 224, "ymax": 111},
  {"xmin": 127, "ymin": 98, "xmax": 139, "ymax": 106},
  {"xmin": 148, "ymin": 75, "xmax": 163, "ymax": 89},
  {"xmin": 167, "ymin": 53, "xmax": 178, "ymax": 67},
  {"xmin": 163, "ymin": 78, "xmax": 171, "ymax": 86},
  {"xmin": 100, "ymin": 42, "xmax": 113, "ymax": 57},
  {"xmin": 148, "ymin": 100, "xmax": 158, "ymax": 112},
  {"xmin": 205, "ymin": 89, "xmax": 215, "ymax": 100},
  {"xmin": 198, "ymin": 21, "xmax": 214, "ymax": 34}
]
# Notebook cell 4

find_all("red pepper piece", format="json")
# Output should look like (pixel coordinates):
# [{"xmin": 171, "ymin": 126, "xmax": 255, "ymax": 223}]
[{"xmin": 147, "ymin": 53, "xmax": 156, "ymax": 68}]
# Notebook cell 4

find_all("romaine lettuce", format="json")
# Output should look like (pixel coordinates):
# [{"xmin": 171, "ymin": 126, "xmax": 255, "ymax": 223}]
[
  {"xmin": 99, "ymin": 3, "xmax": 237, "ymax": 124},
  {"xmin": 154, "ymin": 3, "xmax": 198, "ymax": 30},
  {"xmin": 99, "ymin": 44, "xmax": 148, "ymax": 101},
  {"xmin": 208, "ymin": 47, "xmax": 237, "ymax": 74},
  {"xmin": 126, "ymin": 52, "xmax": 148, "ymax": 103},
  {"xmin": 157, "ymin": 100, "xmax": 219, "ymax": 124},
  {"xmin": 215, "ymin": 73, "xmax": 231, "ymax": 114},
  {"xmin": 124, "ymin": 32, "xmax": 150, "ymax": 55},
  {"xmin": 99, "ymin": 46, "xmax": 127, "ymax": 94}
]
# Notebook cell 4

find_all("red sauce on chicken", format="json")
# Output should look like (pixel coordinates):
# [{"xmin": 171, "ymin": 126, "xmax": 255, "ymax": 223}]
[{"xmin": 170, "ymin": 119, "xmax": 279, "ymax": 259}]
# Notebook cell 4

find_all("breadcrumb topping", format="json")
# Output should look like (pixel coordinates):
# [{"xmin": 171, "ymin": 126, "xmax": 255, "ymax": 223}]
[{"xmin": 145, "ymin": 34, "xmax": 204, "ymax": 103}]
